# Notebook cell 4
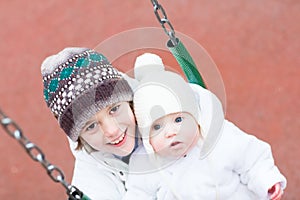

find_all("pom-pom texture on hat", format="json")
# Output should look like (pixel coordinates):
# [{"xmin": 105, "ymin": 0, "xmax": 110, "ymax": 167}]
[
  {"xmin": 133, "ymin": 53, "xmax": 200, "ymax": 154},
  {"xmin": 134, "ymin": 53, "xmax": 165, "ymax": 81}
]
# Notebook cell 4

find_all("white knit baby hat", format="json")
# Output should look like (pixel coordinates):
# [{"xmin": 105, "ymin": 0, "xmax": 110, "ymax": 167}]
[{"xmin": 133, "ymin": 53, "xmax": 201, "ymax": 154}]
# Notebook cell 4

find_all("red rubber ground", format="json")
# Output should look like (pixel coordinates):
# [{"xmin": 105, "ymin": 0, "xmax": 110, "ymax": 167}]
[{"xmin": 0, "ymin": 1, "xmax": 299, "ymax": 199}]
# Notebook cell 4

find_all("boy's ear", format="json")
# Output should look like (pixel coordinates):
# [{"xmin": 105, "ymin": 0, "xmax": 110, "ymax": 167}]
[{"xmin": 80, "ymin": 138, "xmax": 97, "ymax": 154}]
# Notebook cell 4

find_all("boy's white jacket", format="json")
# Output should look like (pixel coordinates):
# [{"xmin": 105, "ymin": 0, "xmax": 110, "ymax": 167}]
[
  {"xmin": 69, "ymin": 144, "xmax": 128, "ymax": 200},
  {"xmin": 124, "ymin": 84, "xmax": 287, "ymax": 200},
  {"xmin": 67, "ymin": 73, "xmax": 138, "ymax": 200}
]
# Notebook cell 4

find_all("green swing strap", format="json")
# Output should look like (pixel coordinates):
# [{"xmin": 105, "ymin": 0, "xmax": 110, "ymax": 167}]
[
  {"xmin": 167, "ymin": 38, "xmax": 207, "ymax": 89},
  {"xmin": 150, "ymin": 0, "xmax": 206, "ymax": 88},
  {"xmin": 68, "ymin": 185, "xmax": 92, "ymax": 200}
]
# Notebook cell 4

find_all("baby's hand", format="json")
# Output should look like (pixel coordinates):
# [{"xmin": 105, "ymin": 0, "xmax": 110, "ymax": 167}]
[{"xmin": 268, "ymin": 182, "xmax": 282, "ymax": 200}]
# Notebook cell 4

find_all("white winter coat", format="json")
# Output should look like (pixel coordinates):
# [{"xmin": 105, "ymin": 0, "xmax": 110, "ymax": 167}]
[
  {"xmin": 69, "ymin": 140, "xmax": 129, "ymax": 200},
  {"xmin": 124, "ymin": 84, "xmax": 287, "ymax": 200},
  {"xmin": 68, "ymin": 73, "xmax": 139, "ymax": 200}
]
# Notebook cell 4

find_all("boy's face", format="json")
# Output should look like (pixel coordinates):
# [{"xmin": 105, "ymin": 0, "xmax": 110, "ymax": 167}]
[
  {"xmin": 149, "ymin": 112, "xmax": 200, "ymax": 158},
  {"xmin": 80, "ymin": 101, "xmax": 136, "ymax": 156}
]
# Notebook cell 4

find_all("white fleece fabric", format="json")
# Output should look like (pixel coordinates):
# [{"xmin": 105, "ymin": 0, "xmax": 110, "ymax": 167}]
[
  {"xmin": 124, "ymin": 84, "xmax": 287, "ymax": 200},
  {"xmin": 70, "ymin": 145, "xmax": 128, "ymax": 200}
]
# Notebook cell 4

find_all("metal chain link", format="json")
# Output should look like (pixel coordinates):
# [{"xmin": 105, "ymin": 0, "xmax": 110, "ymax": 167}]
[
  {"xmin": 0, "ymin": 108, "xmax": 87, "ymax": 200},
  {"xmin": 150, "ymin": 0, "xmax": 178, "ymax": 46},
  {"xmin": 1, "ymin": 3, "xmax": 181, "ymax": 199}
]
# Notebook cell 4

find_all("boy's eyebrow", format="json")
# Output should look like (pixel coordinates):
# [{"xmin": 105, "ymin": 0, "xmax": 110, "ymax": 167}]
[
  {"xmin": 107, "ymin": 103, "xmax": 115, "ymax": 110},
  {"xmin": 107, "ymin": 102, "xmax": 121, "ymax": 110},
  {"xmin": 82, "ymin": 102, "xmax": 121, "ymax": 128},
  {"xmin": 82, "ymin": 103, "xmax": 120, "ymax": 127},
  {"xmin": 83, "ymin": 117, "xmax": 97, "ymax": 127}
]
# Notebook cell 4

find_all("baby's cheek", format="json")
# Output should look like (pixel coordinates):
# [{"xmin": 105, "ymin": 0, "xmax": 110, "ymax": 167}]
[{"xmin": 150, "ymin": 136, "xmax": 163, "ymax": 152}]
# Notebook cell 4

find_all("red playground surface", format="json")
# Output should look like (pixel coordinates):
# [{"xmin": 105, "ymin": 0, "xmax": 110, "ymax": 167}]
[{"xmin": 0, "ymin": 1, "xmax": 299, "ymax": 199}]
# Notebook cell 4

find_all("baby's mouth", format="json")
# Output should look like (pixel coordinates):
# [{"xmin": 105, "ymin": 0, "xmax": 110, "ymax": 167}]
[{"xmin": 170, "ymin": 141, "xmax": 182, "ymax": 147}]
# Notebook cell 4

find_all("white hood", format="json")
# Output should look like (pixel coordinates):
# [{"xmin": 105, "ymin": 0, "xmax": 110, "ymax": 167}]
[{"xmin": 189, "ymin": 83, "xmax": 224, "ymax": 159}]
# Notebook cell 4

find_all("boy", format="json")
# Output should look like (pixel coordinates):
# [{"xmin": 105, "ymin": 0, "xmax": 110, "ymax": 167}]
[{"xmin": 41, "ymin": 47, "xmax": 139, "ymax": 199}]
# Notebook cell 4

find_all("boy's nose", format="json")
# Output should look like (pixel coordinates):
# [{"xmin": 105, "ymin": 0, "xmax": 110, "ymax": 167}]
[{"xmin": 101, "ymin": 118, "xmax": 120, "ymax": 138}]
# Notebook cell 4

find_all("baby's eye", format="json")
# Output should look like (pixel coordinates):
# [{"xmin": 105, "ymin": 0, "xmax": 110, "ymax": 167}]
[
  {"xmin": 175, "ymin": 117, "xmax": 183, "ymax": 123},
  {"xmin": 153, "ymin": 124, "xmax": 161, "ymax": 131},
  {"xmin": 110, "ymin": 105, "xmax": 120, "ymax": 114}
]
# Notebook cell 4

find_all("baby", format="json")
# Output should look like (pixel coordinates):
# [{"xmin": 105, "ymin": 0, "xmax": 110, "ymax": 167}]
[{"xmin": 124, "ymin": 53, "xmax": 287, "ymax": 200}]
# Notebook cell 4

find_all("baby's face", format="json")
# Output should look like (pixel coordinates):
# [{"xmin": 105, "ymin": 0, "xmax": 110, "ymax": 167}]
[
  {"xmin": 149, "ymin": 112, "xmax": 200, "ymax": 158},
  {"xmin": 80, "ymin": 101, "xmax": 136, "ymax": 156}
]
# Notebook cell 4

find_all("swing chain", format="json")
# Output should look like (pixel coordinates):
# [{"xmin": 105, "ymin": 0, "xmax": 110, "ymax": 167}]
[
  {"xmin": 0, "ymin": 109, "xmax": 85, "ymax": 200},
  {"xmin": 150, "ymin": 0, "xmax": 178, "ymax": 46}
]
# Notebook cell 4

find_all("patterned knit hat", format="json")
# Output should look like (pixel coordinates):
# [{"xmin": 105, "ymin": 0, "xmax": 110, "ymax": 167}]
[
  {"xmin": 41, "ymin": 47, "xmax": 133, "ymax": 141},
  {"xmin": 133, "ymin": 53, "xmax": 200, "ymax": 154}
]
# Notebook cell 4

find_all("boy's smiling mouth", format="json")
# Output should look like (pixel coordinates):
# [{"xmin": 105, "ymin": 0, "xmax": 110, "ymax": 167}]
[{"xmin": 109, "ymin": 129, "xmax": 127, "ymax": 147}]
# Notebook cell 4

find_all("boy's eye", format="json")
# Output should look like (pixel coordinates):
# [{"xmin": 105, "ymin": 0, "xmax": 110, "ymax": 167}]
[
  {"xmin": 175, "ymin": 117, "xmax": 183, "ymax": 123},
  {"xmin": 110, "ymin": 105, "xmax": 120, "ymax": 114},
  {"xmin": 86, "ymin": 122, "xmax": 98, "ymax": 132},
  {"xmin": 153, "ymin": 124, "xmax": 161, "ymax": 130}
]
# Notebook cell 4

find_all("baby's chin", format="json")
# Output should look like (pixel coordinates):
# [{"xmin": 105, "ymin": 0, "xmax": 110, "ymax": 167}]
[
  {"xmin": 156, "ymin": 146, "xmax": 190, "ymax": 158},
  {"xmin": 156, "ymin": 151, "xmax": 186, "ymax": 161}
]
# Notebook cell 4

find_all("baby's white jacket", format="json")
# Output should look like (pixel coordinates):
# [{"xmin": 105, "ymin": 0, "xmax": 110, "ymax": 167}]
[{"xmin": 124, "ymin": 84, "xmax": 287, "ymax": 200}]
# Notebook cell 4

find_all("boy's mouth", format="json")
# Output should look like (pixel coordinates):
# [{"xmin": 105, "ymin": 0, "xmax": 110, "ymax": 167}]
[{"xmin": 109, "ymin": 130, "xmax": 127, "ymax": 147}]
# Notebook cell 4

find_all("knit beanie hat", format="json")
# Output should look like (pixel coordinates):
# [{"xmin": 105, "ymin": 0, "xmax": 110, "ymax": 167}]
[
  {"xmin": 133, "ymin": 53, "xmax": 201, "ymax": 154},
  {"xmin": 41, "ymin": 47, "xmax": 133, "ymax": 141}
]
